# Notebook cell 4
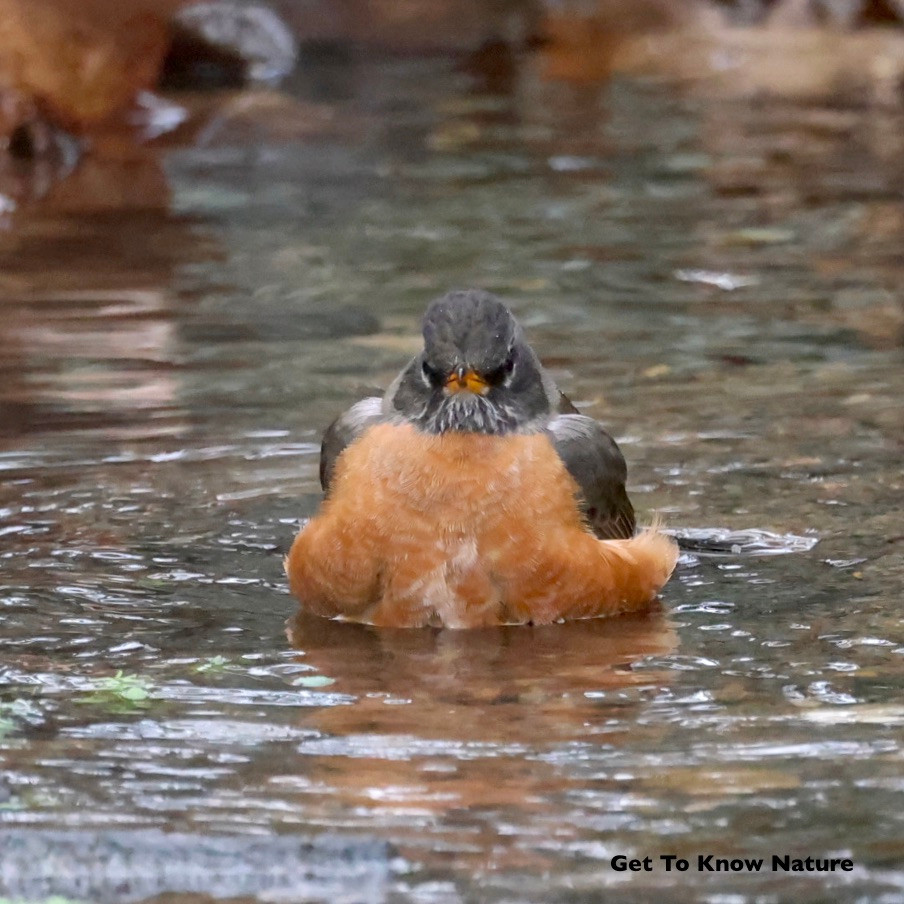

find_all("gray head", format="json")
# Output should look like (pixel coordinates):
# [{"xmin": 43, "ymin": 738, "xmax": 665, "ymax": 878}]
[{"xmin": 385, "ymin": 289, "xmax": 557, "ymax": 434}]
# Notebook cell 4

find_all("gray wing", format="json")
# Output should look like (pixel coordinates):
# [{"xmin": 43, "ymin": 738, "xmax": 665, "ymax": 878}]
[
  {"xmin": 319, "ymin": 397, "xmax": 383, "ymax": 494},
  {"xmin": 547, "ymin": 414, "xmax": 636, "ymax": 540}
]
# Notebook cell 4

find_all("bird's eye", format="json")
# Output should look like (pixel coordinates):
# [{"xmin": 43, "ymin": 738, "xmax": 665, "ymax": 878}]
[
  {"xmin": 421, "ymin": 359, "xmax": 441, "ymax": 387},
  {"xmin": 486, "ymin": 352, "xmax": 516, "ymax": 387}
]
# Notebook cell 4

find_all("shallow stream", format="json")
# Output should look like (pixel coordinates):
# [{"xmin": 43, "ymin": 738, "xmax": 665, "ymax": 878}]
[{"xmin": 1, "ymin": 52, "xmax": 903, "ymax": 902}]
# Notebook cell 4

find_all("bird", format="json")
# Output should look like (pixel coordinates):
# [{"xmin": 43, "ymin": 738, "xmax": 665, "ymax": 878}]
[{"xmin": 285, "ymin": 289, "xmax": 677, "ymax": 628}]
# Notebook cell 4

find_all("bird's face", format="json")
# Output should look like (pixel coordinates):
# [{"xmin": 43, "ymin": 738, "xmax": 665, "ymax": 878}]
[{"xmin": 387, "ymin": 290, "xmax": 555, "ymax": 434}]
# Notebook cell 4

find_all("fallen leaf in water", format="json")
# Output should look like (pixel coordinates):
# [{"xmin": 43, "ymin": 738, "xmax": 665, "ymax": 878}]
[
  {"xmin": 539, "ymin": 0, "xmax": 708, "ymax": 82},
  {"xmin": 720, "ymin": 227, "xmax": 796, "ymax": 246}
]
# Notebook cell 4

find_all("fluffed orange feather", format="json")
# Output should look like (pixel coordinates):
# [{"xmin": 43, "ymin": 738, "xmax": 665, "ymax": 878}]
[{"xmin": 286, "ymin": 423, "xmax": 677, "ymax": 628}]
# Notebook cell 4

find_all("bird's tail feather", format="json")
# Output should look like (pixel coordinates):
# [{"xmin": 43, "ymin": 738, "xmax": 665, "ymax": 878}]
[{"xmin": 598, "ymin": 528, "xmax": 678, "ymax": 613}]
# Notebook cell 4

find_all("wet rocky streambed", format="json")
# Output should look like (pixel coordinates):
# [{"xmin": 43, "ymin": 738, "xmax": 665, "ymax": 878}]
[{"xmin": 1, "ymin": 51, "xmax": 903, "ymax": 903}]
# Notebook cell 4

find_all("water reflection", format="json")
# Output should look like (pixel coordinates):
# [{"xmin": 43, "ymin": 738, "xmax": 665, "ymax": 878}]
[
  {"xmin": 288, "ymin": 609, "xmax": 677, "ymax": 738},
  {"xmin": 0, "ymin": 149, "xmax": 213, "ymax": 443},
  {"xmin": 285, "ymin": 611, "xmax": 676, "ymax": 867}
]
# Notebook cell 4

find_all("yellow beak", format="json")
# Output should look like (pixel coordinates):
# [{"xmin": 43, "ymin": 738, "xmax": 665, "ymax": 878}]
[{"xmin": 445, "ymin": 369, "xmax": 489, "ymax": 395}]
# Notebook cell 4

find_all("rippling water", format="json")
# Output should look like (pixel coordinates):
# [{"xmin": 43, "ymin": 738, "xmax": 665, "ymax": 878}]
[{"xmin": 1, "ymin": 51, "xmax": 903, "ymax": 903}]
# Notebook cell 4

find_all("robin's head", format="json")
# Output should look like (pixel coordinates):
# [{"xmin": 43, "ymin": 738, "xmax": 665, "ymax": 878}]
[{"xmin": 386, "ymin": 289, "xmax": 557, "ymax": 434}]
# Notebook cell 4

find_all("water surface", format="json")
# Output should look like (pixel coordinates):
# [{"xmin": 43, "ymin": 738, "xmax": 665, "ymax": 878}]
[{"xmin": 1, "ymin": 52, "xmax": 903, "ymax": 902}]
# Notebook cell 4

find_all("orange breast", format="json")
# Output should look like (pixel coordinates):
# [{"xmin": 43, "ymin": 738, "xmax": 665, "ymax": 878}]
[{"xmin": 285, "ymin": 422, "xmax": 677, "ymax": 628}]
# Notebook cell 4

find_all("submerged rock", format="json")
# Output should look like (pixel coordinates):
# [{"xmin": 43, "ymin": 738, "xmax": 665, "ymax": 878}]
[
  {"xmin": 0, "ymin": 829, "xmax": 393, "ymax": 904},
  {"xmin": 163, "ymin": 1, "xmax": 298, "ymax": 89}
]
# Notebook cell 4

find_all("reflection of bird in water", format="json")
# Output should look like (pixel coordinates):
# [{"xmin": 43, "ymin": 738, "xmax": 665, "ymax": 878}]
[
  {"xmin": 286, "ymin": 290, "xmax": 677, "ymax": 627},
  {"xmin": 283, "ymin": 610, "xmax": 677, "ymax": 850},
  {"xmin": 288, "ymin": 608, "xmax": 677, "ymax": 718}
]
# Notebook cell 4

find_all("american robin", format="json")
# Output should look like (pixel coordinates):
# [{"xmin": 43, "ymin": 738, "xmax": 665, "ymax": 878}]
[{"xmin": 286, "ymin": 289, "xmax": 677, "ymax": 628}]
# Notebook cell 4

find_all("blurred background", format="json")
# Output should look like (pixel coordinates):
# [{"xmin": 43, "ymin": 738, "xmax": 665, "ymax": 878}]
[
  {"xmin": 1, "ymin": 2, "xmax": 903, "ymax": 902},
  {"xmin": 1, "ymin": 0, "xmax": 902, "ymax": 443}
]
